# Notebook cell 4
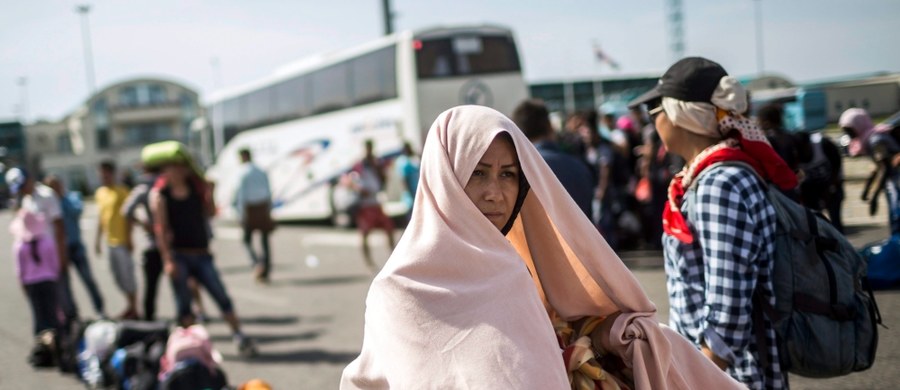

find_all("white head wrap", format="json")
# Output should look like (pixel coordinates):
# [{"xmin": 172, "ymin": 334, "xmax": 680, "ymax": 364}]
[{"xmin": 660, "ymin": 76, "xmax": 748, "ymax": 139}]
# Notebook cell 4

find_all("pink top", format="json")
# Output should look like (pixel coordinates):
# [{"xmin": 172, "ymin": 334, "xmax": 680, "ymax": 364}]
[
  {"xmin": 10, "ymin": 209, "xmax": 58, "ymax": 285},
  {"xmin": 341, "ymin": 105, "xmax": 743, "ymax": 389}
]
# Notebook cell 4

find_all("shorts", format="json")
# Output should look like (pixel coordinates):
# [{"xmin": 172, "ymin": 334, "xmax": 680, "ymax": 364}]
[
  {"xmin": 108, "ymin": 245, "xmax": 137, "ymax": 294},
  {"xmin": 355, "ymin": 205, "xmax": 395, "ymax": 234}
]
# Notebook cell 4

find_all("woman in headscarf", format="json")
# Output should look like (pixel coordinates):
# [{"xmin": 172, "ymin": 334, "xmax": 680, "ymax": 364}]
[
  {"xmin": 842, "ymin": 108, "xmax": 900, "ymax": 234},
  {"xmin": 629, "ymin": 57, "xmax": 797, "ymax": 389},
  {"xmin": 340, "ymin": 105, "xmax": 742, "ymax": 389}
]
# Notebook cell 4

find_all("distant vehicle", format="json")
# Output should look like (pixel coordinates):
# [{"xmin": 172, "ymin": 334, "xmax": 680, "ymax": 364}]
[
  {"xmin": 750, "ymin": 87, "xmax": 828, "ymax": 132},
  {"xmin": 205, "ymin": 25, "xmax": 529, "ymax": 223}
]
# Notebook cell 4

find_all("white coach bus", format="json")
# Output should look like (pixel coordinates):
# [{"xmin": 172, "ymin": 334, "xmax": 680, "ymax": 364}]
[{"xmin": 206, "ymin": 25, "xmax": 528, "ymax": 222}]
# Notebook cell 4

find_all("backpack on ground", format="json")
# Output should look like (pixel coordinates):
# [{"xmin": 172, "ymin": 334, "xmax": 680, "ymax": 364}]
[
  {"xmin": 28, "ymin": 329, "xmax": 57, "ymax": 368},
  {"xmin": 694, "ymin": 162, "xmax": 882, "ymax": 378},
  {"xmin": 860, "ymin": 234, "xmax": 900, "ymax": 289}
]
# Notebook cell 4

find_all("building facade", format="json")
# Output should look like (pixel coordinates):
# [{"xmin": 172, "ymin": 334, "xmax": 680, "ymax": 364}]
[{"xmin": 25, "ymin": 77, "xmax": 203, "ymax": 193}]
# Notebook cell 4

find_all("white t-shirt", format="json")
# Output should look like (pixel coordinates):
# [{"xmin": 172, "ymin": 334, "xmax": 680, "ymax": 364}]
[{"xmin": 21, "ymin": 183, "xmax": 63, "ymax": 224}]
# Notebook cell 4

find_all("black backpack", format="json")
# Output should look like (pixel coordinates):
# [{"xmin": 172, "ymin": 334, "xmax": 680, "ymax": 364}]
[{"xmin": 689, "ymin": 162, "xmax": 882, "ymax": 377}]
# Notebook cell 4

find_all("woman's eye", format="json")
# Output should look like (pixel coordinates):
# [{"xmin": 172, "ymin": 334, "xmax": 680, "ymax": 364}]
[
  {"xmin": 472, "ymin": 169, "xmax": 485, "ymax": 177},
  {"xmin": 501, "ymin": 171, "xmax": 518, "ymax": 178}
]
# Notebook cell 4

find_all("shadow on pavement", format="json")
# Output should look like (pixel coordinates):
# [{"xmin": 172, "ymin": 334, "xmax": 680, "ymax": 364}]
[
  {"xmin": 238, "ymin": 314, "xmax": 304, "ymax": 325},
  {"xmin": 211, "ymin": 330, "xmax": 323, "ymax": 344},
  {"xmin": 224, "ymin": 349, "xmax": 359, "ymax": 364},
  {"xmin": 272, "ymin": 275, "xmax": 370, "ymax": 287},
  {"xmin": 844, "ymin": 223, "xmax": 887, "ymax": 237}
]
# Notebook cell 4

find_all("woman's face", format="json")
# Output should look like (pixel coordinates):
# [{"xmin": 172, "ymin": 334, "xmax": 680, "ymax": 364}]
[
  {"xmin": 162, "ymin": 163, "xmax": 189, "ymax": 182},
  {"xmin": 464, "ymin": 134, "xmax": 521, "ymax": 231}
]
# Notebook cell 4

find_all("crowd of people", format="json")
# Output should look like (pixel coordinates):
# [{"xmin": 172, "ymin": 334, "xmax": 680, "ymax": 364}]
[
  {"xmin": 6, "ymin": 55, "xmax": 893, "ymax": 390},
  {"xmin": 343, "ymin": 57, "xmax": 882, "ymax": 390}
]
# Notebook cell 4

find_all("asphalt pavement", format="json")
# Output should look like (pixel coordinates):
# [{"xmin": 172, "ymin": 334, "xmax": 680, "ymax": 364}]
[{"xmin": 1, "ymin": 175, "xmax": 899, "ymax": 389}]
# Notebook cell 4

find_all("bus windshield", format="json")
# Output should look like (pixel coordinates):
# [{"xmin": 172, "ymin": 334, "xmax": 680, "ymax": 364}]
[{"xmin": 416, "ymin": 35, "xmax": 521, "ymax": 79}]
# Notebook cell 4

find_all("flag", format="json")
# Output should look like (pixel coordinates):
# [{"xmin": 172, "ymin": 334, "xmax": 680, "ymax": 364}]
[{"xmin": 593, "ymin": 43, "xmax": 620, "ymax": 71}]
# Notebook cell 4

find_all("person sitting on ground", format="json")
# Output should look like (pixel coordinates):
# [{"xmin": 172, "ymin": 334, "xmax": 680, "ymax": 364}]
[{"xmin": 341, "ymin": 105, "xmax": 743, "ymax": 389}]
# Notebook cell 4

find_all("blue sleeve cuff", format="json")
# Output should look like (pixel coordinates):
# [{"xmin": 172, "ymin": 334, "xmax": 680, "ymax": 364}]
[{"xmin": 702, "ymin": 326, "xmax": 738, "ymax": 364}]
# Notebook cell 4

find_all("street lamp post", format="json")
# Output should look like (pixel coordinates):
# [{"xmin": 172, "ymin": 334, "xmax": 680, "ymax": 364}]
[
  {"xmin": 75, "ymin": 4, "xmax": 97, "ymax": 93},
  {"xmin": 381, "ymin": 0, "xmax": 393, "ymax": 35},
  {"xmin": 16, "ymin": 77, "xmax": 28, "ymax": 123},
  {"xmin": 210, "ymin": 57, "xmax": 225, "ymax": 160}
]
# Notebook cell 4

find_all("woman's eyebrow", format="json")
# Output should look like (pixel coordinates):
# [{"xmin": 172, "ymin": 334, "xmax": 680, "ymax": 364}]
[{"xmin": 476, "ymin": 161, "xmax": 519, "ymax": 168}]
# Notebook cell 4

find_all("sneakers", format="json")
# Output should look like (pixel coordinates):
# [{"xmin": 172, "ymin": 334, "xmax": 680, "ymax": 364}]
[{"xmin": 235, "ymin": 335, "xmax": 258, "ymax": 358}]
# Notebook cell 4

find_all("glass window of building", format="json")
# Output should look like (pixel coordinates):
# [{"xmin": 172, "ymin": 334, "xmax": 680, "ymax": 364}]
[
  {"xmin": 119, "ymin": 86, "xmax": 138, "ymax": 107},
  {"xmin": 56, "ymin": 133, "xmax": 73, "ymax": 154},
  {"xmin": 124, "ymin": 123, "xmax": 173, "ymax": 146},
  {"xmin": 311, "ymin": 62, "xmax": 351, "ymax": 114},
  {"xmin": 96, "ymin": 127, "xmax": 110, "ymax": 150},
  {"xmin": 93, "ymin": 99, "xmax": 110, "ymax": 128},
  {"xmin": 148, "ymin": 84, "xmax": 167, "ymax": 105},
  {"xmin": 352, "ymin": 46, "xmax": 397, "ymax": 105}
]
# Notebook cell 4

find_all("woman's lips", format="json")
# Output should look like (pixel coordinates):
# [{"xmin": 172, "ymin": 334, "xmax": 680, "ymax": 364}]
[{"xmin": 483, "ymin": 212, "xmax": 504, "ymax": 220}]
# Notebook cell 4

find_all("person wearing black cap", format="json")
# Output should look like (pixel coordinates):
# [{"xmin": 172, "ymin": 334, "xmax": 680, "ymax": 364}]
[{"xmin": 630, "ymin": 57, "xmax": 796, "ymax": 389}]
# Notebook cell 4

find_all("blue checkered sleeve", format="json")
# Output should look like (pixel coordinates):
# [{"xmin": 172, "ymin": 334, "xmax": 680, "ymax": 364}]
[{"xmin": 691, "ymin": 168, "xmax": 766, "ymax": 363}]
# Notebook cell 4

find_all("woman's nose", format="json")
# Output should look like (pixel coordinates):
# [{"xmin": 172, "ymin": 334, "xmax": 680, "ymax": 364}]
[{"xmin": 483, "ymin": 178, "xmax": 502, "ymax": 201}]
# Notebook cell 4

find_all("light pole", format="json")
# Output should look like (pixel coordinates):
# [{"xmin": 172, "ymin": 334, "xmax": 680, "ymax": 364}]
[
  {"xmin": 16, "ymin": 77, "xmax": 28, "ymax": 123},
  {"xmin": 75, "ymin": 4, "xmax": 97, "ymax": 93},
  {"xmin": 381, "ymin": 0, "xmax": 393, "ymax": 35},
  {"xmin": 210, "ymin": 57, "xmax": 225, "ymax": 159},
  {"xmin": 753, "ymin": 0, "xmax": 765, "ymax": 75}
]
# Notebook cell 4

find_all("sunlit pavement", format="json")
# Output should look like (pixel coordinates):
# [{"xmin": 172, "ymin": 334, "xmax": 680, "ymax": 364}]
[{"xmin": 1, "ymin": 180, "xmax": 898, "ymax": 389}]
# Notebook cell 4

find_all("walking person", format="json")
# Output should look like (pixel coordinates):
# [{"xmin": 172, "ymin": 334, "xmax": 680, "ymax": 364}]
[
  {"xmin": 94, "ymin": 160, "xmax": 139, "ymax": 320},
  {"xmin": 629, "ymin": 57, "xmax": 796, "ymax": 389},
  {"xmin": 842, "ymin": 108, "xmax": 900, "ymax": 234},
  {"xmin": 394, "ymin": 141, "xmax": 420, "ymax": 225},
  {"xmin": 351, "ymin": 139, "xmax": 396, "ymax": 271},
  {"xmin": 149, "ymin": 144, "xmax": 257, "ymax": 357},
  {"xmin": 8, "ymin": 176, "xmax": 63, "ymax": 339},
  {"xmin": 233, "ymin": 148, "xmax": 275, "ymax": 283},
  {"xmin": 45, "ymin": 175, "xmax": 106, "ymax": 319}
]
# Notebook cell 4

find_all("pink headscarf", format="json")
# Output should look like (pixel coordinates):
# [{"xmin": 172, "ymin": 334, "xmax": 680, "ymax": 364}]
[
  {"xmin": 840, "ymin": 108, "xmax": 880, "ymax": 157},
  {"xmin": 341, "ymin": 105, "xmax": 742, "ymax": 389}
]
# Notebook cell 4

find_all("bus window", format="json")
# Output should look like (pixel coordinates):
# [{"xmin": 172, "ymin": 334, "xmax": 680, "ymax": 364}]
[
  {"xmin": 274, "ymin": 75, "xmax": 310, "ymax": 122},
  {"xmin": 312, "ymin": 62, "xmax": 351, "ymax": 114},
  {"xmin": 416, "ymin": 35, "xmax": 520, "ymax": 79},
  {"xmin": 352, "ymin": 46, "xmax": 397, "ymax": 105}
]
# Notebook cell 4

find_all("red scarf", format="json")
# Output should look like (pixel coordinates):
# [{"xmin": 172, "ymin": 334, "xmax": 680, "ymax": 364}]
[{"xmin": 663, "ymin": 131, "xmax": 798, "ymax": 244}]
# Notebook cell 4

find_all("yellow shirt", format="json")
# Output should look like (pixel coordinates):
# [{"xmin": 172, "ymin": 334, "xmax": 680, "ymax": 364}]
[{"xmin": 95, "ymin": 185, "xmax": 131, "ymax": 246}]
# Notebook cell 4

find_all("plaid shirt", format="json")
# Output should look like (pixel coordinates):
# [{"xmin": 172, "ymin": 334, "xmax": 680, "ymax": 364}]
[{"xmin": 663, "ymin": 165, "xmax": 786, "ymax": 389}]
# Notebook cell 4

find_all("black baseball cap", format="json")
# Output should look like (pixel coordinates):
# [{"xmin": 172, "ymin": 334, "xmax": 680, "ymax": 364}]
[{"xmin": 628, "ymin": 57, "xmax": 729, "ymax": 109}]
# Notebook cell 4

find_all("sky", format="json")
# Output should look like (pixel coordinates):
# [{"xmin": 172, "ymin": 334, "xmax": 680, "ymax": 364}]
[{"xmin": 1, "ymin": 0, "xmax": 898, "ymax": 122}]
